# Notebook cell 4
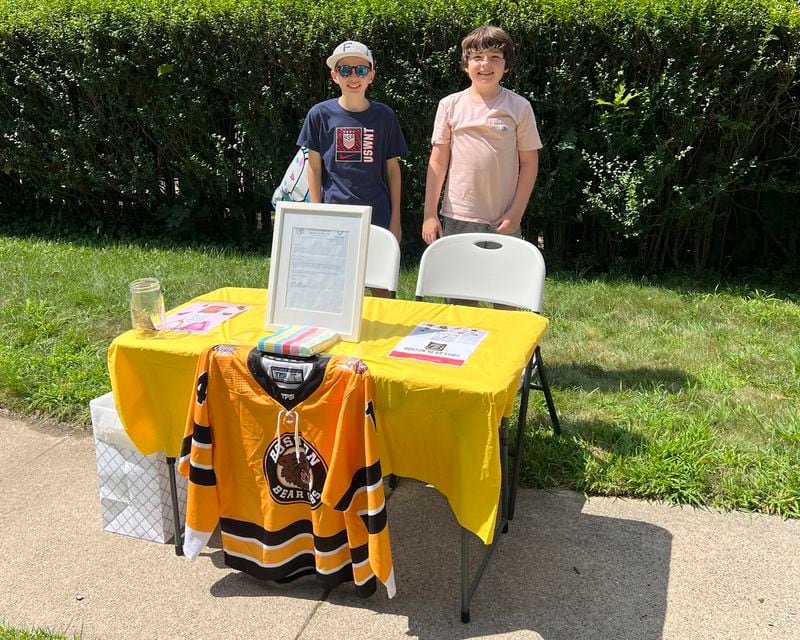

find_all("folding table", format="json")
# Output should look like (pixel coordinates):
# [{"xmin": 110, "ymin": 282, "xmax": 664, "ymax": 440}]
[{"xmin": 108, "ymin": 287, "xmax": 548, "ymax": 621}]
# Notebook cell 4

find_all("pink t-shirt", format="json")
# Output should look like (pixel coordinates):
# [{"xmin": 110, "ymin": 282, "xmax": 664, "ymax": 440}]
[{"xmin": 431, "ymin": 88, "xmax": 542, "ymax": 225}]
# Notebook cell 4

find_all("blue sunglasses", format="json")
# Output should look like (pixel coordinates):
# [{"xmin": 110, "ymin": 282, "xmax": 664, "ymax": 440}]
[{"xmin": 336, "ymin": 64, "xmax": 371, "ymax": 78}]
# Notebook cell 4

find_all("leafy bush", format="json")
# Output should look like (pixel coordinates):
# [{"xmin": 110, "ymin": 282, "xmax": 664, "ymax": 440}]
[{"xmin": 0, "ymin": 0, "xmax": 798, "ymax": 269}]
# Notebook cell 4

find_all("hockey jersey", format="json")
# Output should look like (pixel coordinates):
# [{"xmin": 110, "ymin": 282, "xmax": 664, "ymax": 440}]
[{"xmin": 177, "ymin": 344, "xmax": 396, "ymax": 598}]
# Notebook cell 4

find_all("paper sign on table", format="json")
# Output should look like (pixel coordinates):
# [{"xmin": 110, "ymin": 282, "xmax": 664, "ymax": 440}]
[
  {"xmin": 388, "ymin": 323, "xmax": 488, "ymax": 366},
  {"xmin": 165, "ymin": 301, "xmax": 252, "ymax": 334}
]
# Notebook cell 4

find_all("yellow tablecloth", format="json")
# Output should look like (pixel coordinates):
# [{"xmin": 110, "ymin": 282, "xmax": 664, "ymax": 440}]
[{"xmin": 108, "ymin": 287, "xmax": 548, "ymax": 543}]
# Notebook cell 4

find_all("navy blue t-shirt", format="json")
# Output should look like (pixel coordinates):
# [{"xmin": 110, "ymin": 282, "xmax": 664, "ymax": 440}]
[{"xmin": 297, "ymin": 99, "xmax": 408, "ymax": 229}]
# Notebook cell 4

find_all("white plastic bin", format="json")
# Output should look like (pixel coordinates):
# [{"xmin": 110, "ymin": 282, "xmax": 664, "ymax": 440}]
[{"xmin": 90, "ymin": 392, "xmax": 186, "ymax": 543}]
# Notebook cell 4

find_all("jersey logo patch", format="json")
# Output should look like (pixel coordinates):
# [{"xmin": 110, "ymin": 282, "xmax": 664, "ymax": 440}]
[
  {"xmin": 366, "ymin": 399, "xmax": 376, "ymax": 431},
  {"xmin": 336, "ymin": 127, "xmax": 362, "ymax": 162},
  {"xmin": 264, "ymin": 433, "xmax": 328, "ymax": 508},
  {"xmin": 212, "ymin": 344, "xmax": 237, "ymax": 355},
  {"xmin": 196, "ymin": 372, "xmax": 208, "ymax": 406}
]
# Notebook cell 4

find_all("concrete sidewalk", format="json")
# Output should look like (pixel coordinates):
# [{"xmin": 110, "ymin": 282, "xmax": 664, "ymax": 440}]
[{"xmin": 1, "ymin": 412, "xmax": 798, "ymax": 640}]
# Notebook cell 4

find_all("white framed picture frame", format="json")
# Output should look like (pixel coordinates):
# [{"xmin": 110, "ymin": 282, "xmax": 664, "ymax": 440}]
[{"xmin": 266, "ymin": 201, "xmax": 371, "ymax": 342}]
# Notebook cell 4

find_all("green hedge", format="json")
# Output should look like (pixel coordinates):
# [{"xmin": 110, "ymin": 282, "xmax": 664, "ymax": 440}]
[{"xmin": 1, "ymin": 0, "xmax": 798, "ymax": 269}]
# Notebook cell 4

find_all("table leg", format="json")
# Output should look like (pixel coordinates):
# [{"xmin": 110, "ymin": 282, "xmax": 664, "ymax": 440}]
[
  {"xmin": 461, "ymin": 529, "xmax": 470, "ymax": 622},
  {"xmin": 460, "ymin": 418, "xmax": 510, "ymax": 622},
  {"xmin": 166, "ymin": 456, "xmax": 184, "ymax": 556}
]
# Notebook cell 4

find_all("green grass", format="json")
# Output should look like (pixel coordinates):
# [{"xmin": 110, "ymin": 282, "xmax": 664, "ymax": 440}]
[
  {"xmin": 0, "ymin": 235, "xmax": 797, "ymax": 516},
  {"xmin": 0, "ymin": 624, "xmax": 79, "ymax": 640},
  {"xmin": 521, "ymin": 276, "xmax": 800, "ymax": 516}
]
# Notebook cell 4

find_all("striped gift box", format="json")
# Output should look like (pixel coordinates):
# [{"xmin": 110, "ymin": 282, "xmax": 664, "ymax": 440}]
[{"xmin": 257, "ymin": 325, "xmax": 340, "ymax": 357}]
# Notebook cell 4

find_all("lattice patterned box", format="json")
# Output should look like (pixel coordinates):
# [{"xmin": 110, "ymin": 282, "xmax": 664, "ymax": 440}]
[{"xmin": 90, "ymin": 392, "xmax": 187, "ymax": 544}]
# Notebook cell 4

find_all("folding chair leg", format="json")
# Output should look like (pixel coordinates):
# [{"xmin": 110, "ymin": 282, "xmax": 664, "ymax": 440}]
[
  {"xmin": 534, "ymin": 346, "xmax": 561, "ymax": 435},
  {"xmin": 508, "ymin": 359, "xmax": 533, "ymax": 522},
  {"xmin": 500, "ymin": 418, "xmax": 509, "ymax": 528}
]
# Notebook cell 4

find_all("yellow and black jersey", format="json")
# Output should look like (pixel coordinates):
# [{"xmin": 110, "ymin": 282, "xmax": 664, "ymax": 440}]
[{"xmin": 177, "ymin": 344, "xmax": 395, "ymax": 598}]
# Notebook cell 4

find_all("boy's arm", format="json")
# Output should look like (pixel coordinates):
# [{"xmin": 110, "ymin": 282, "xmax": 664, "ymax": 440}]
[
  {"xmin": 307, "ymin": 149, "xmax": 323, "ymax": 203},
  {"xmin": 385, "ymin": 157, "xmax": 402, "ymax": 243},
  {"xmin": 422, "ymin": 143, "xmax": 451, "ymax": 244},
  {"xmin": 496, "ymin": 149, "xmax": 539, "ymax": 235}
]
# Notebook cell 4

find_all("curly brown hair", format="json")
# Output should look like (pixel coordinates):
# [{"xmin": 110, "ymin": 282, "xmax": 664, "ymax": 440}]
[{"xmin": 460, "ymin": 25, "xmax": 515, "ymax": 73}]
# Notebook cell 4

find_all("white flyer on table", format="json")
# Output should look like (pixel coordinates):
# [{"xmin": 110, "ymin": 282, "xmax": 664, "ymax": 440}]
[{"xmin": 388, "ymin": 323, "xmax": 489, "ymax": 366}]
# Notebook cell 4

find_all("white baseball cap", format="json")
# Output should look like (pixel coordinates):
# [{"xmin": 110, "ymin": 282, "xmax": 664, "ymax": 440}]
[{"xmin": 326, "ymin": 41, "xmax": 374, "ymax": 69}]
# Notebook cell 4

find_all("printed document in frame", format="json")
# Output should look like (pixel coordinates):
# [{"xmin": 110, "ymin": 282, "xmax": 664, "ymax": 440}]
[{"xmin": 266, "ymin": 202, "xmax": 371, "ymax": 342}]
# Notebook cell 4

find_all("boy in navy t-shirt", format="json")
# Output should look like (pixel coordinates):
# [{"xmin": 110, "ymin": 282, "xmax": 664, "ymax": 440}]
[{"xmin": 297, "ymin": 40, "xmax": 408, "ymax": 265}]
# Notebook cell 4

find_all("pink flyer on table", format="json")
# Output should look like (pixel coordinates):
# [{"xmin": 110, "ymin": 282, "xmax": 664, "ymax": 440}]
[{"xmin": 165, "ymin": 301, "xmax": 252, "ymax": 334}]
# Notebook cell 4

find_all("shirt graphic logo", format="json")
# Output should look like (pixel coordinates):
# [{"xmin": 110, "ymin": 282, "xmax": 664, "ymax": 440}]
[
  {"xmin": 264, "ymin": 433, "xmax": 327, "ymax": 508},
  {"xmin": 336, "ymin": 127, "xmax": 362, "ymax": 162}
]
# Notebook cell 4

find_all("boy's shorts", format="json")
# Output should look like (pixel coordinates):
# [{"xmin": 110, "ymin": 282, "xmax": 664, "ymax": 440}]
[{"xmin": 442, "ymin": 216, "xmax": 523, "ymax": 239}]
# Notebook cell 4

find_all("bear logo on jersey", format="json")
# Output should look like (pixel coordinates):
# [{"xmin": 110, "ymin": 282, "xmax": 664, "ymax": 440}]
[
  {"xmin": 278, "ymin": 450, "xmax": 311, "ymax": 488},
  {"xmin": 264, "ymin": 433, "xmax": 328, "ymax": 508}
]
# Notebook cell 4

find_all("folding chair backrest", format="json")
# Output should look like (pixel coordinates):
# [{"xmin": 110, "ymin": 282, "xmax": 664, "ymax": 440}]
[
  {"xmin": 365, "ymin": 225, "xmax": 401, "ymax": 297},
  {"xmin": 415, "ymin": 233, "xmax": 545, "ymax": 312}
]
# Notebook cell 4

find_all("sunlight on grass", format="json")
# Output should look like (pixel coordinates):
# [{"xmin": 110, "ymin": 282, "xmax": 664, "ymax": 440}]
[
  {"xmin": 0, "ymin": 237, "xmax": 270, "ymax": 422},
  {"xmin": 518, "ymin": 273, "xmax": 799, "ymax": 516}
]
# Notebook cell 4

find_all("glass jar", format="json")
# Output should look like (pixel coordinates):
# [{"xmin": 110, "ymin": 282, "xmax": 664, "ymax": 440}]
[{"xmin": 129, "ymin": 278, "xmax": 166, "ymax": 331}]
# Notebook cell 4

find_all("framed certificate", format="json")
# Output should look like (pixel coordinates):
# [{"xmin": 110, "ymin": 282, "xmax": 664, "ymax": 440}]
[{"xmin": 266, "ymin": 202, "xmax": 371, "ymax": 342}]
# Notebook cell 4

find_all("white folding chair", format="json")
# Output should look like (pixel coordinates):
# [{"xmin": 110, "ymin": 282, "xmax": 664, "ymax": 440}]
[
  {"xmin": 365, "ymin": 225, "xmax": 401, "ymax": 298},
  {"xmin": 415, "ymin": 232, "xmax": 560, "ymax": 440},
  {"xmin": 416, "ymin": 233, "xmax": 545, "ymax": 306},
  {"xmin": 415, "ymin": 233, "xmax": 561, "ymax": 621},
  {"xmin": 415, "ymin": 232, "xmax": 561, "ymax": 431}
]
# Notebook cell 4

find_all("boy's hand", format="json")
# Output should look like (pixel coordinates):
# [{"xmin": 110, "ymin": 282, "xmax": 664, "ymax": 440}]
[
  {"xmin": 422, "ymin": 217, "xmax": 442, "ymax": 245},
  {"xmin": 495, "ymin": 217, "xmax": 520, "ymax": 235}
]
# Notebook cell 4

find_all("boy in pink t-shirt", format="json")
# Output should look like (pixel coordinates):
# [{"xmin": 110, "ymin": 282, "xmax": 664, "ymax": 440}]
[{"xmin": 422, "ymin": 26, "xmax": 542, "ymax": 245}]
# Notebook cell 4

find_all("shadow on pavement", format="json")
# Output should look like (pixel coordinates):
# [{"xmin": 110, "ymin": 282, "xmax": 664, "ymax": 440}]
[{"xmin": 273, "ymin": 481, "xmax": 673, "ymax": 639}]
